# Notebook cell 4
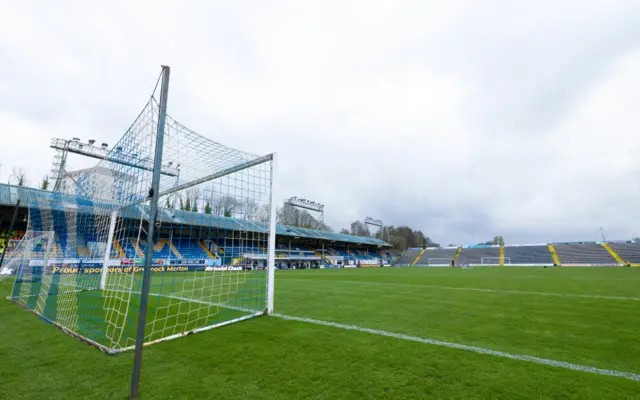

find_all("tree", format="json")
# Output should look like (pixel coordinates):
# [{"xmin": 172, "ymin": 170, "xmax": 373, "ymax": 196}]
[
  {"xmin": 349, "ymin": 220, "xmax": 370, "ymax": 237},
  {"xmin": 186, "ymin": 187, "xmax": 201, "ymax": 213},
  {"xmin": 9, "ymin": 167, "xmax": 27, "ymax": 187},
  {"xmin": 213, "ymin": 195, "xmax": 239, "ymax": 218},
  {"xmin": 40, "ymin": 175, "xmax": 50, "ymax": 191},
  {"xmin": 204, "ymin": 200, "xmax": 212, "ymax": 215},
  {"xmin": 368, "ymin": 223, "xmax": 439, "ymax": 251},
  {"xmin": 388, "ymin": 235, "xmax": 407, "ymax": 251},
  {"xmin": 243, "ymin": 199, "xmax": 259, "ymax": 220},
  {"xmin": 478, "ymin": 236, "xmax": 504, "ymax": 246},
  {"xmin": 165, "ymin": 196, "xmax": 175, "ymax": 209},
  {"xmin": 276, "ymin": 203, "xmax": 331, "ymax": 230},
  {"xmin": 255, "ymin": 204, "xmax": 271, "ymax": 223},
  {"xmin": 340, "ymin": 228, "xmax": 350, "ymax": 234},
  {"xmin": 179, "ymin": 196, "xmax": 184, "ymax": 211},
  {"xmin": 413, "ymin": 230, "xmax": 427, "ymax": 247}
]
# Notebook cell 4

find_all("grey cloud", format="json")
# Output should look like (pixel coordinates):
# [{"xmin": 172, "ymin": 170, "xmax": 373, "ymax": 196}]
[
  {"xmin": 1, "ymin": 1, "xmax": 640, "ymax": 246},
  {"xmin": 419, "ymin": 2, "xmax": 640, "ymax": 134}
]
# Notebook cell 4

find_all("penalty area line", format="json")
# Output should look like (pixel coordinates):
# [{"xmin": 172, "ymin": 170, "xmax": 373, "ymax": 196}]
[{"xmin": 272, "ymin": 313, "xmax": 640, "ymax": 382}]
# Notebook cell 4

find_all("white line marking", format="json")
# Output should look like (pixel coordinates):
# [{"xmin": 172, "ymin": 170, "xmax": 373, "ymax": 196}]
[
  {"xmin": 279, "ymin": 279, "xmax": 640, "ymax": 301},
  {"xmin": 273, "ymin": 313, "xmax": 640, "ymax": 382},
  {"xmin": 515, "ymin": 274, "xmax": 640, "ymax": 282}
]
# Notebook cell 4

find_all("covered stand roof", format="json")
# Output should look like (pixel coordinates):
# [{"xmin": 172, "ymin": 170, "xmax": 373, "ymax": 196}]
[{"xmin": 0, "ymin": 184, "xmax": 390, "ymax": 247}]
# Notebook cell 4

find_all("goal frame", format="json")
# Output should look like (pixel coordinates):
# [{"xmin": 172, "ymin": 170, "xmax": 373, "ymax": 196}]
[
  {"xmin": 94, "ymin": 154, "xmax": 278, "ymax": 320},
  {"xmin": 4, "ymin": 66, "xmax": 278, "ymax": 400},
  {"xmin": 6, "ymin": 67, "xmax": 278, "ymax": 356},
  {"xmin": 427, "ymin": 258, "xmax": 452, "ymax": 266},
  {"xmin": 480, "ymin": 256, "xmax": 509, "ymax": 266}
]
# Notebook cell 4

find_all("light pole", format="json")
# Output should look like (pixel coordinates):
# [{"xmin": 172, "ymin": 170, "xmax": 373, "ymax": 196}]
[
  {"xmin": 364, "ymin": 217, "xmax": 385, "ymax": 242},
  {"xmin": 284, "ymin": 197, "xmax": 325, "ymax": 229}
]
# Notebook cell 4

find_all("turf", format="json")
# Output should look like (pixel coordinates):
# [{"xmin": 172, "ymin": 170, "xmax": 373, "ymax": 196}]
[
  {"xmin": 8, "ymin": 270, "xmax": 266, "ymax": 350},
  {"xmin": 1, "ymin": 266, "xmax": 639, "ymax": 399}
]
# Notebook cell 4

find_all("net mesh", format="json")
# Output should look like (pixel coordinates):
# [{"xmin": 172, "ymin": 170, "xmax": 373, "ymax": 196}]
[
  {"xmin": 7, "ymin": 80, "xmax": 274, "ymax": 352},
  {"xmin": 480, "ymin": 257, "xmax": 502, "ymax": 265},
  {"xmin": 426, "ymin": 258, "xmax": 452, "ymax": 265},
  {"xmin": 1, "ymin": 239, "xmax": 24, "ymax": 277}
]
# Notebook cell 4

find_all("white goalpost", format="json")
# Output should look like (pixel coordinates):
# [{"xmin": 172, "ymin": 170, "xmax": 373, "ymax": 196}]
[
  {"xmin": 481, "ymin": 257, "xmax": 508, "ymax": 265},
  {"xmin": 100, "ymin": 210, "xmax": 118, "ymax": 291},
  {"xmin": 6, "ymin": 67, "xmax": 277, "ymax": 363},
  {"xmin": 427, "ymin": 258, "xmax": 452, "ymax": 266}
]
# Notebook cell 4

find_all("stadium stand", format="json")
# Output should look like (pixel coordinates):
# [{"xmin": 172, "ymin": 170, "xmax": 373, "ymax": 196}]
[
  {"xmin": 607, "ymin": 242, "xmax": 640, "ymax": 264},
  {"xmin": 0, "ymin": 185, "xmax": 391, "ymax": 270},
  {"xmin": 2, "ymin": 230, "xmax": 388, "ymax": 269},
  {"xmin": 554, "ymin": 243, "xmax": 616, "ymax": 265},
  {"xmin": 0, "ymin": 230, "xmax": 23, "ymax": 255},
  {"xmin": 414, "ymin": 247, "xmax": 458, "ymax": 266},
  {"xmin": 503, "ymin": 245, "xmax": 554, "ymax": 265},
  {"xmin": 456, "ymin": 246, "xmax": 500, "ymax": 265},
  {"xmin": 349, "ymin": 248, "xmax": 384, "ymax": 264},
  {"xmin": 1, "ymin": 185, "xmax": 638, "ymax": 269},
  {"xmin": 395, "ymin": 248, "xmax": 421, "ymax": 266}
]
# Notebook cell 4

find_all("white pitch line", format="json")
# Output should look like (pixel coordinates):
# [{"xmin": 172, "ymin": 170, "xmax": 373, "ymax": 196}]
[
  {"xmin": 515, "ymin": 274, "xmax": 640, "ymax": 282},
  {"xmin": 279, "ymin": 278, "xmax": 640, "ymax": 301},
  {"xmin": 273, "ymin": 313, "xmax": 640, "ymax": 382}
]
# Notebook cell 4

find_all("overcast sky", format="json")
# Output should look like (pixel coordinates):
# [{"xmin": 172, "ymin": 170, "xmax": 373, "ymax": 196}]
[{"xmin": 1, "ymin": 0, "xmax": 640, "ymax": 245}]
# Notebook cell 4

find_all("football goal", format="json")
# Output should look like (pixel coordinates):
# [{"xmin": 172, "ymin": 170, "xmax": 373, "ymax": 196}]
[
  {"xmin": 427, "ymin": 258, "xmax": 452, "ymax": 266},
  {"xmin": 6, "ymin": 67, "xmax": 277, "ymax": 357},
  {"xmin": 481, "ymin": 257, "xmax": 509, "ymax": 265}
]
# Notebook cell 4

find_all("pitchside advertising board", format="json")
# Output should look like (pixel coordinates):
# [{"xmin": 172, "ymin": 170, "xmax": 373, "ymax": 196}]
[{"xmin": 25, "ymin": 258, "xmax": 228, "ymax": 274}]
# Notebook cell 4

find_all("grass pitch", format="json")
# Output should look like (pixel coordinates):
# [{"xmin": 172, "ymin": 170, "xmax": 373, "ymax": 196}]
[
  {"xmin": 1, "ymin": 266, "xmax": 639, "ymax": 399},
  {"xmin": 8, "ymin": 270, "xmax": 267, "ymax": 351}
]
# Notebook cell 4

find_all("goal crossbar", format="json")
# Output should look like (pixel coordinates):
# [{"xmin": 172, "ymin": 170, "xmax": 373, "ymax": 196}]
[
  {"xmin": 427, "ymin": 258, "xmax": 452, "ymax": 265},
  {"xmin": 480, "ymin": 257, "xmax": 509, "ymax": 265}
]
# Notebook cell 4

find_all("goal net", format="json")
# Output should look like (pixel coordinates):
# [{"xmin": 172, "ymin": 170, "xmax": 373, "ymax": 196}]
[
  {"xmin": 481, "ymin": 257, "xmax": 508, "ymax": 265},
  {"xmin": 7, "ymin": 83, "xmax": 275, "ymax": 354},
  {"xmin": 427, "ymin": 258, "xmax": 452, "ymax": 266},
  {"xmin": 0, "ymin": 239, "xmax": 22, "ymax": 278},
  {"xmin": 1, "ymin": 232, "xmax": 50, "ymax": 281}
]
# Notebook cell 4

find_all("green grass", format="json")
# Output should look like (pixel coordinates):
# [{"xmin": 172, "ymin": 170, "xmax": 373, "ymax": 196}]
[
  {"xmin": 1, "ymin": 267, "xmax": 639, "ymax": 399},
  {"xmin": 8, "ymin": 270, "xmax": 266, "ymax": 350}
]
